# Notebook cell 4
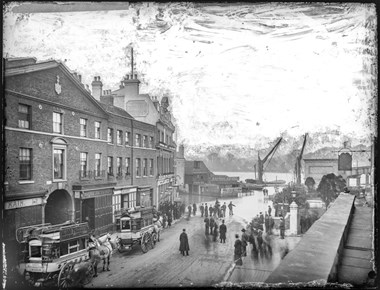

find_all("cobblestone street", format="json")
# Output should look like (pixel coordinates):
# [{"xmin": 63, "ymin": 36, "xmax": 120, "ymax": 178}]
[{"xmin": 86, "ymin": 194, "xmax": 301, "ymax": 288}]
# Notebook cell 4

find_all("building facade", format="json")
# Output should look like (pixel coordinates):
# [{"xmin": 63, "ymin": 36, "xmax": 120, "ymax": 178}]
[
  {"xmin": 4, "ymin": 58, "xmax": 158, "ymax": 251},
  {"xmin": 106, "ymin": 72, "xmax": 177, "ymax": 205}
]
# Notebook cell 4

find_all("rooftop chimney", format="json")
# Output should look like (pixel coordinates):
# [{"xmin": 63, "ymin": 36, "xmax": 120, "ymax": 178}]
[
  {"xmin": 91, "ymin": 76, "xmax": 103, "ymax": 101},
  {"xmin": 78, "ymin": 75, "xmax": 82, "ymax": 83}
]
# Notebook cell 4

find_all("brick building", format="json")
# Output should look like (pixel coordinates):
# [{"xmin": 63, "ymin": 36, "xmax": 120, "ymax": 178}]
[
  {"xmin": 3, "ymin": 57, "xmax": 158, "ymax": 254},
  {"xmin": 101, "ymin": 71, "xmax": 177, "ymax": 205}
]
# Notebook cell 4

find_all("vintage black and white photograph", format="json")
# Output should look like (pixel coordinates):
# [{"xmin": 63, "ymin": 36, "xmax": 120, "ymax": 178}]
[{"xmin": 2, "ymin": 2, "xmax": 377, "ymax": 289}]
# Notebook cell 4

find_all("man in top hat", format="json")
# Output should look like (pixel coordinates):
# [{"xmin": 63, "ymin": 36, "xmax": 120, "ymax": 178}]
[
  {"xmin": 179, "ymin": 229, "xmax": 190, "ymax": 256},
  {"xmin": 241, "ymin": 228, "xmax": 249, "ymax": 256},
  {"xmin": 200, "ymin": 203, "xmax": 205, "ymax": 217}
]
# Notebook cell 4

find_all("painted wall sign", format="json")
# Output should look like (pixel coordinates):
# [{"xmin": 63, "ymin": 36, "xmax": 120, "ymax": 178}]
[
  {"xmin": 81, "ymin": 189, "xmax": 112, "ymax": 199},
  {"xmin": 5, "ymin": 197, "xmax": 43, "ymax": 210}
]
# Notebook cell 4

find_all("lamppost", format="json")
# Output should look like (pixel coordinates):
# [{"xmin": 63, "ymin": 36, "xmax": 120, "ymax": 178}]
[{"xmin": 291, "ymin": 190, "xmax": 297, "ymax": 204}]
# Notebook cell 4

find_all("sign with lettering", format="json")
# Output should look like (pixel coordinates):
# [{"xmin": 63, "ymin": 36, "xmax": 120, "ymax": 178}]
[
  {"xmin": 5, "ymin": 198, "xmax": 43, "ymax": 210},
  {"xmin": 81, "ymin": 189, "xmax": 112, "ymax": 199},
  {"xmin": 60, "ymin": 223, "xmax": 90, "ymax": 241},
  {"xmin": 157, "ymin": 179, "xmax": 170, "ymax": 186},
  {"xmin": 115, "ymin": 188, "xmax": 137, "ymax": 195}
]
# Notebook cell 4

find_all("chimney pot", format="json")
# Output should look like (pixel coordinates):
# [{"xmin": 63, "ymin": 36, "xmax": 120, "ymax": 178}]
[
  {"xmin": 79, "ymin": 75, "xmax": 82, "ymax": 82},
  {"xmin": 126, "ymin": 75, "xmax": 129, "ymax": 80},
  {"xmin": 74, "ymin": 72, "xmax": 77, "ymax": 77},
  {"xmin": 134, "ymin": 74, "xmax": 137, "ymax": 79}
]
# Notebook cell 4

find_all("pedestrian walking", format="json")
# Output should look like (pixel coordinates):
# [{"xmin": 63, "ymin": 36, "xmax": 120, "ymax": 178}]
[
  {"xmin": 167, "ymin": 212, "xmax": 172, "ymax": 227},
  {"xmin": 210, "ymin": 216, "xmax": 215, "ymax": 230},
  {"xmin": 280, "ymin": 217, "xmax": 285, "ymax": 239},
  {"xmin": 234, "ymin": 234, "xmax": 243, "ymax": 266},
  {"xmin": 228, "ymin": 201, "xmax": 236, "ymax": 216},
  {"xmin": 241, "ymin": 228, "xmax": 249, "ymax": 256},
  {"xmin": 209, "ymin": 206, "xmax": 214, "ymax": 217},
  {"xmin": 204, "ymin": 203, "xmax": 209, "ymax": 218},
  {"xmin": 221, "ymin": 202, "xmax": 227, "ymax": 218},
  {"xmin": 268, "ymin": 214, "xmax": 274, "ymax": 234},
  {"xmin": 259, "ymin": 212, "xmax": 264, "ymax": 224},
  {"xmin": 257, "ymin": 230, "xmax": 263, "ymax": 252},
  {"xmin": 179, "ymin": 229, "xmax": 190, "ymax": 256},
  {"xmin": 204, "ymin": 216, "xmax": 210, "ymax": 235},
  {"xmin": 213, "ymin": 222, "xmax": 218, "ymax": 242},
  {"xmin": 219, "ymin": 220, "xmax": 227, "ymax": 243},
  {"xmin": 187, "ymin": 205, "xmax": 192, "ymax": 220},
  {"xmin": 249, "ymin": 231, "xmax": 257, "ymax": 253},
  {"xmin": 264, "ymin": 213, "xmax": 269, "ymax": 233},
  {"xmin": 268, "ymin": 205, "xmax": 272, "ymax": 216},
  {"xmin": 200, "ymin": 203, "xmax": 205, "ymax": 217},
  {"xmin": 192, "ymin": 203, "xmax": 197, "ymax": 216},
  {"xmin": 162, "ymin": 214, "xmax": 167, "ymax": 228}
]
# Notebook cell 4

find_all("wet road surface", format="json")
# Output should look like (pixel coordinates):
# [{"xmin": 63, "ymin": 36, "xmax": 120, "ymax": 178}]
[{"xmin": 86, "ymin": 192, "xmax": 300, "ymax": 288}]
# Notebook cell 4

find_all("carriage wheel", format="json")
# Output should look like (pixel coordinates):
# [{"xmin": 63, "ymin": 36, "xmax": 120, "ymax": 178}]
[
  {"xmin": 141, "ymin": 232, "xmax": 151, "ymax": 253},
  {"xmin": 82, "ymin": 262, "xmax": 94, "ymax": 285},
  {"xmin": 151, "ymin": 233, "xmax": 157, "ymax": 248},
  {"xmin": 24, "ymin": 270, "xmax": 34, "ymax": 286},
  {"xmin": 58, "ymin": 262, "xmax": 75, "ymax": 289}
]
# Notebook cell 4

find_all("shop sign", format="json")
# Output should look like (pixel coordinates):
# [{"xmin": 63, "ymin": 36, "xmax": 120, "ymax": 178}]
[
  {"xmin": 81, "ymin": 189, "xmax": 112, "ymax": 199},
  {"xmin": 157, "ymin": 179, "xmax": 170, "ymax": 186},
  {"xmin": 74, "ymin": 191, "xmax": 80, "ymax": 199},
  {"xmin": 5, "ymin": 197, "xmax": 43, "ymax": 210}
]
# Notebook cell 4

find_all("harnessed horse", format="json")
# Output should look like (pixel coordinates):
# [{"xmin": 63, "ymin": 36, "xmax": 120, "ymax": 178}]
[
  {"xmin": 153, "ymin": 216, "xmax": 163, "ymax": 243},
  {"xmin": 88, "ymin": 233, "xmax": 115, "ymax": 277}
]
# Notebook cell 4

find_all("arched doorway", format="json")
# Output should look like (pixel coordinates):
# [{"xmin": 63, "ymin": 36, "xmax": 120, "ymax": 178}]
[{"xmin": 45, "ymin": 189, "xmax": 73, "ymax": 225}]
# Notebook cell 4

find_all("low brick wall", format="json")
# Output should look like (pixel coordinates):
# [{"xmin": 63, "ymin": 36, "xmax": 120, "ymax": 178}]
[{"xmin": 265, "ymin": 193, "xmax": 356, "ymax": 284}]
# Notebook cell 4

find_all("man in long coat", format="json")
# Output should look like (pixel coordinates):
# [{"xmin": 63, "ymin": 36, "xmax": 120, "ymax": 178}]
[
  {"xmin": 179, "ymin": 229, "xmax": 190, "ymax": 256},
  {"xmin": 234, "ymin": 234, "xmax": 243, "ymax": 266},
  {"xmin": 264, "ymin": 213, "xmax": 269, "ymax": 233},
  {"xmin": 204, "ymin": 216, "xmax": 210, "ymax": 235},
  {"xmin": 228, "ymin": 202, "xmax": 236, "ymax": 216},
  {"xmin": 221, "ymin": 202, "xmax": 227, "ymax": 218},
  {"xmin": 241, "ymin": 228, "xmax": 249, "ymax": 256},
  {"xmin": 219, "ymin": 220, "xmax": 227, "ymax": 243},
  {"xmin": 192, "ymin": 203, "xmax": 197, "ymax": 216},
  {"xmin": 204, "ymin": 203, "xmax": 209, "ymax": 218},
  {"xmin": 213, "ymin": 220, "xmax": 218, "ymax": 242},
  {"xmin": 200, "ymin": 203, "xmax": 205, "ymax": 217}
]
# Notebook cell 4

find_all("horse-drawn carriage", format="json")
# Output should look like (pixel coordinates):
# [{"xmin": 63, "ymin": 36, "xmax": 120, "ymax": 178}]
[
  {"xmin": 16, "ymin": 221, "xmax": 94, "ymax": 288},
  {"xmin": 115, "ymin": 206, "xmax": 162, "ymax": 253}
]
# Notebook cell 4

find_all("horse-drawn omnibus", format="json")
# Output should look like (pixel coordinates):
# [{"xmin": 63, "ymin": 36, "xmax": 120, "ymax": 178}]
[
  {"xmin": 16, "ymin": 221, "xmax": 95, "ymax": 288},
  {"xmin": 115, "ymin": 206, "xmax": 162, "ymax": 253}
]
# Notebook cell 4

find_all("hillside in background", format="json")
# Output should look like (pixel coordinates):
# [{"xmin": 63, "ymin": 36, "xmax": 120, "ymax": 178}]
[{"xmin": 184, "ymin": 135, "xmax": 372, "ymax": 173}]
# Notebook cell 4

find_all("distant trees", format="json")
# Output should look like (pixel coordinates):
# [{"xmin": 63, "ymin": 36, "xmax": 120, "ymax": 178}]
[{"xmin": 317, "ymin": 173, "xmax": 346, "ymax": 208}]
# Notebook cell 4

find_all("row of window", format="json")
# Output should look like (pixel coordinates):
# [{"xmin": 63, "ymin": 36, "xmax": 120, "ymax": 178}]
[
  {"xmin": 18, "ymin": 104, "xmax": 156, "ymax": 148},
  {"xmin": 158, "ymin": 129, "xmax": 173, "ymax": 145},
  {"xmin": 19, "ymin": 148, "xmax": 154, "ymax": 181}
]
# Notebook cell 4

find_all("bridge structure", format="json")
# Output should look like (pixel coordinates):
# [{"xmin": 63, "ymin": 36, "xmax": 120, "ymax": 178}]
[{"xmin": 265, "ymin": 193, "xmax": 375, "ymax": 286}]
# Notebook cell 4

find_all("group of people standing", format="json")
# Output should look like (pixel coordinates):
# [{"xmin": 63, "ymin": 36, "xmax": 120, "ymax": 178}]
[
  {"xmin": 199, "ymin": 200, "xmax": 236, "ymax": 219},
  {"xmin": 158, "ymin": 201, "xmax": 187, "ymax": 228}
]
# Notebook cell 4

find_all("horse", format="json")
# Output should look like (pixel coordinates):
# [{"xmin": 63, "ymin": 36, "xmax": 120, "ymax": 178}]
[
  {"xmin": 153, "ymin": 216, "xmax": 163, "ymax": 243},
  {"xmin": 88, "ymin": 233, "xmax": 115, "ymax": 277}
]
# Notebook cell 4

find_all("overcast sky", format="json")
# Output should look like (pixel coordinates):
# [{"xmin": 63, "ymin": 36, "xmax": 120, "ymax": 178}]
[{"xmin": 3, "ymin": 2, "xmax": 377, "ymax": 150}]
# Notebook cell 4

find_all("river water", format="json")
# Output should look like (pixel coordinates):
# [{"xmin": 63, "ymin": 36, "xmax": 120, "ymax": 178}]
[{"xmin": 213, "ymin": 171, "xmax": 297, "ymax": 183}]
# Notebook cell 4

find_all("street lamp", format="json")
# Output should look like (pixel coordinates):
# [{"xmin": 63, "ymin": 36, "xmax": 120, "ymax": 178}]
[{"xmin": 291, "ymin": 190, "xmax": 297, "ymax": 202}]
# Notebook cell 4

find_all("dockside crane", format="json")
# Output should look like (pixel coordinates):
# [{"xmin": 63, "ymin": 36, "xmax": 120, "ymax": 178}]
[
  {"xmin": 257, "ymin": 137, "xmax": 283, "ymax": 184},
  {"xmin": 295, "ymin": 133, "xmax": 308, "ymax": 185}
]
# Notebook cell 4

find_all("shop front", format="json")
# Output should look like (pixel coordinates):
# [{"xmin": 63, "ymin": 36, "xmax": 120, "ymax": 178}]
[
  {"xmin": 113, "ymin": 186, "xmax": 138, "ymax": 223},
  {"xmin": 73, "ymin": 186, "xmax": 113, "ymax": 236},
  {"xmin": 157, "ymin": 176, "xmax": 175, "ymax": 204},
  {"xmin": 138, "ymin": 186, "xmax": 153, "ymax": 207}
]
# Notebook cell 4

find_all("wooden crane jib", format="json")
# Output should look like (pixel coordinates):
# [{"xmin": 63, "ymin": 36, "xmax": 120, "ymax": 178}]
[
  {"xmin": 257, "ymin": 137, "xmax": 283, "ymax": 184},
  {"xmin": 296, "ymin": 133, "xmax": 308, "ymax": 185}
]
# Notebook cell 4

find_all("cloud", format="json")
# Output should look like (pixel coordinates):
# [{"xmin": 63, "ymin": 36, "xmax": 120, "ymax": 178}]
[{"xmin": 4, "ymin": 3, "xmax": 377, "ymax": 148}]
